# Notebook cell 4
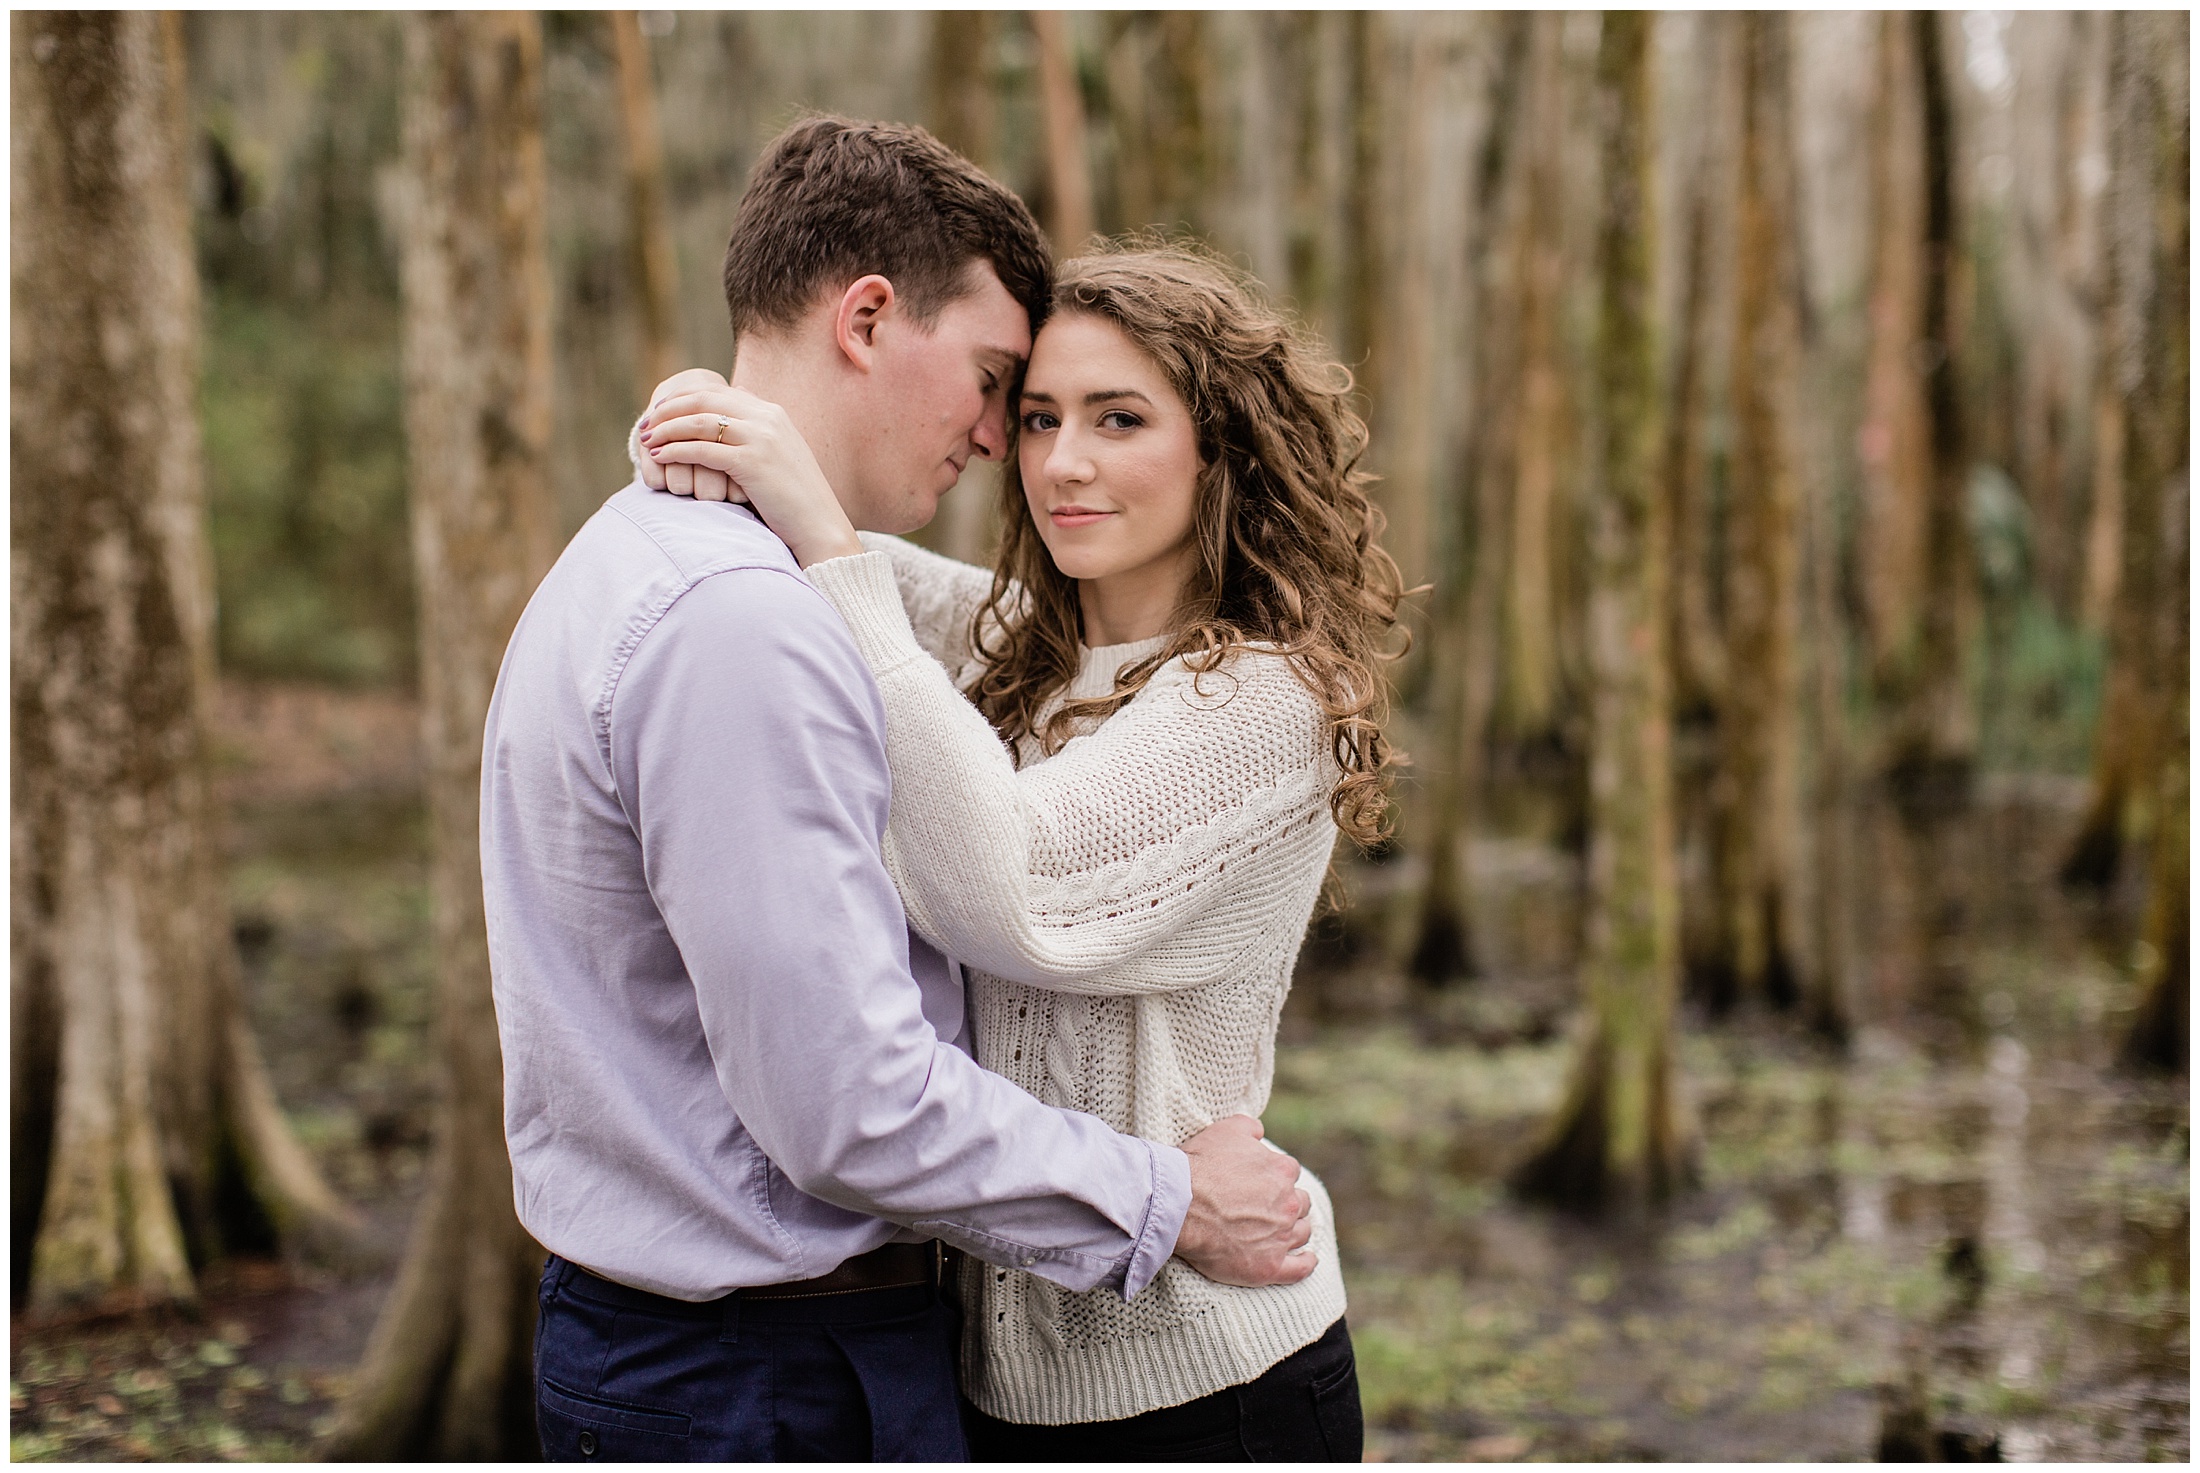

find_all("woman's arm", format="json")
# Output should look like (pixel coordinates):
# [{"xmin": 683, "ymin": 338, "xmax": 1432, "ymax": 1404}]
[
  {"xmin": 806, "ymin": 551, "xmax": 1336, "ymax": 996},
  {"xmin": 624, "ymin": 380, "xmax": 1010, "ymax": 676},
  {"xmin": 854, "ymin": 533, "xmax": 1003, "ymax": 680}
]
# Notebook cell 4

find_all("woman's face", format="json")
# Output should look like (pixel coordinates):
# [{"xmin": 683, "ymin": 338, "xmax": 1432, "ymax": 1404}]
[{"xmin": 1016, "ymin": 313, "xmax": 1202, "ymax": 592}]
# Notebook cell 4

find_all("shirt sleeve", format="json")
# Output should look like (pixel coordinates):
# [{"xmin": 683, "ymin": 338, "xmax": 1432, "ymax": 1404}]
[
  {"xmin": 804, "ymin": 551, "xmax": 1338, "ymax": 997},
  {"xmin": 608, "ymin": 564, "xmax": 1189, "ymax": 1296}
]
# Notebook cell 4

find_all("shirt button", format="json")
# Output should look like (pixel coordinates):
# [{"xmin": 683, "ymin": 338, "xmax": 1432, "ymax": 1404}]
[
  {"xmin": 1020, "ymin": 1256, "xmax": 1036, "ymax": 1267},
  {"xmin": 578, "ymin": 1430, "xmax": 598, "ymax": 1456}
]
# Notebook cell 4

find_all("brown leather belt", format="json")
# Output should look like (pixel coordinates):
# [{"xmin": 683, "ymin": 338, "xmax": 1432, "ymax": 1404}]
[{"xmin": 735, "ymin": 1241, "xmax": 946, "ymax": 1301}]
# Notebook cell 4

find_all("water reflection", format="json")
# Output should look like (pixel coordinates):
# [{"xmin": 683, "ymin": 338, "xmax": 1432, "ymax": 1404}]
[{"xmin": 1276, "ymin": 783, "xmax": 2187, "ymax": 1461}]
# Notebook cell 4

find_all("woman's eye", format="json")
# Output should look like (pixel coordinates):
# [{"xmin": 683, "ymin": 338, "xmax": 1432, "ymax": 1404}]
[
  {"xmin": 1021, "ymin": 410, "xmax": 1059, "ymax": 433},
  {"xmin": 1100, "ymin": 410, "xmax": 1143, "ymax": 431}
]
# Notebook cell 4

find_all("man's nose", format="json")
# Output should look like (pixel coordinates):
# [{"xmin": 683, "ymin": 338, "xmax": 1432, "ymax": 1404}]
[{"xmin": 970, "ymin": 402, "xmax": 1008, "ymax": 462}]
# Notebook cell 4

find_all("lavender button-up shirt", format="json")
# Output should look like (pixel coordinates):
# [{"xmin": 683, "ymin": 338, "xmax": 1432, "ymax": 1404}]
[{"xmin": 483, "ymin": 484, "xmax": 1189, "ymax": 1302}]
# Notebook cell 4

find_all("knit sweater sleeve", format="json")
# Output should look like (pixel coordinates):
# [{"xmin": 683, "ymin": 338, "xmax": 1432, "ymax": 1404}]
[
  {"xmin": 806, "ymin": 551, "xmax": 1334, "ymax": 995},
  {"xmin": 852, "ymin": 532, "xmax": 1002, "ymax": 677}
]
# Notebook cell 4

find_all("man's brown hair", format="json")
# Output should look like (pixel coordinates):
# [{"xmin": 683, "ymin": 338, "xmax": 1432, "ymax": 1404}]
[{"xmin": 721, "ymin": 115, "xmax": 1052, "ymax": 342}]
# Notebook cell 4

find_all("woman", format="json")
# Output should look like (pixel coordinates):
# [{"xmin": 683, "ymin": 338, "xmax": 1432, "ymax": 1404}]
[{"xmin": 635, "ymin": 246, "xmax": 1404, "ymax": 1460}]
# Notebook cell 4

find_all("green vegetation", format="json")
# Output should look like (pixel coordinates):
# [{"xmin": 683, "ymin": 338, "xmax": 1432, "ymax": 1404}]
[{"xmin": 201, "ymin": 292, "xmax": 412, "ymax": 685}]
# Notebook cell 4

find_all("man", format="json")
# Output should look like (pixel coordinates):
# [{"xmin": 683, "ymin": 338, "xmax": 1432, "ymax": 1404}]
[{"xmin": 483, "ymin": 116, "xmax": 1314, "ymax": 1463}]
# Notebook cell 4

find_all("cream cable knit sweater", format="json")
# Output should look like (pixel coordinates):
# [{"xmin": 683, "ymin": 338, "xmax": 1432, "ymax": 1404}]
[{"xmin": 801, "ymin": 532, "xmax": 1348, "ymax": 1425}]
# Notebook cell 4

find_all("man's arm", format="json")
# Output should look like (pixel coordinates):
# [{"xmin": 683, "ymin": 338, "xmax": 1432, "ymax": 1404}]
[{"xmin": 609, "ymin": 563, "xmax": 1308, "ymax": 1294}]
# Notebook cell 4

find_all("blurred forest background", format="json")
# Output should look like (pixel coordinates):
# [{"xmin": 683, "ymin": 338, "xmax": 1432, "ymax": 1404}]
[{"xmin": 10, "ymin": 9, "xmax": 2188, "ymax": 1463}]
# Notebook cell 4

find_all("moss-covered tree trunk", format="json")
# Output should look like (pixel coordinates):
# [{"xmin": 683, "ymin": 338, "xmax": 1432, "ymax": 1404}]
[
  {"xmin": 1708, "ymin": 12, "xmax": 1808, "ymax": 1010},
  {"xmin": 323, "ymin": 13, "xmax": 555, "ymax": 1459},
  {"xmin": 1511, "ymin": 11, "xmax": 1690, "ymax": 1215},
  {"xmin": 2063, "ymin": 11, "xmax": 2190, "ymax": 896},
  {"xmin": 10, "ymin": 9, "xmax": 361, "ymax": 1320}
]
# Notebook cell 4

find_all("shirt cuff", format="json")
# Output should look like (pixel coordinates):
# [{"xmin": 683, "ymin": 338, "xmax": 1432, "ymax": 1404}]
[
  {"xmin": 1120, "ymin": 1140, "xmax": 1192, "ymax": 1300},
  {"xmin": 804, "ymin": 551, "xmax": 927, "ymax": 678}
]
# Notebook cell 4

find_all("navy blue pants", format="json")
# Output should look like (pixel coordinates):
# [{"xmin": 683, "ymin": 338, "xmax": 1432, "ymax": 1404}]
[{"xmin": 534, "ymin": 1254, "xmax": 966, "ymax": 1462}]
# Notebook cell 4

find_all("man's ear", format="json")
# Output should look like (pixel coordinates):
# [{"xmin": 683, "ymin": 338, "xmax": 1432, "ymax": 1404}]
[{"xmin": 832, "ymin": 274, "xmax": 896, "ymax": 372}]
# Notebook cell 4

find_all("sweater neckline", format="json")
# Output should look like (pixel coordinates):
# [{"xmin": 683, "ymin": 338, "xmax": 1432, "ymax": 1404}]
[{"xmin": 1069, "ymin": 632, "xmax": 1172, "ymax": 701}]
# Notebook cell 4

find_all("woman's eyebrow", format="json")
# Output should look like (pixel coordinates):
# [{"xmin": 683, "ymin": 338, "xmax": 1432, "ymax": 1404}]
[{"xmin": 1016, "ymin": 387, "xmax": 1154, "ymax": 407}]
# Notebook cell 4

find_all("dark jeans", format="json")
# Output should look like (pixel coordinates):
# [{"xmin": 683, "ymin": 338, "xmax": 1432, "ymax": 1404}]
[
  {"xmin": 964, "ymin": 1318, "xmax": 1363, "ymax": 1462},
  {"xmin": 533, "ymin": 1254, "xmax": 965, "ymax": 1462}
]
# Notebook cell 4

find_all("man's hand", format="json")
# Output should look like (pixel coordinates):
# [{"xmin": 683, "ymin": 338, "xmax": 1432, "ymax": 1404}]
[{"xmin": 1173, "ymin": 1115, "xmax": 1317, "ymax": 1287}]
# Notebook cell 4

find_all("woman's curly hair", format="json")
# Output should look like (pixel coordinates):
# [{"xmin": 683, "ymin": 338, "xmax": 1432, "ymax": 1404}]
[{"xmin": 966, "ymin": 243, "xmax": 1410, "ymax": 849}]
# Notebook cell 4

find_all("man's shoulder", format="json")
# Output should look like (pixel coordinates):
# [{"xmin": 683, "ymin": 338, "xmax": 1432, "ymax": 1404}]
[
  {"xmin": 589, "ymin": 481, "xmax": 802, "ymax": 587},
  {"xmin": 501, "ymin": 484, "xmax": 844, "ymax": 742}
]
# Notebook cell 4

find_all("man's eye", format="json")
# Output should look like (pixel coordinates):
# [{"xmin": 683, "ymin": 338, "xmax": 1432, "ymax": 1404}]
[{"xmin": 982, "ymin": 375, "xmax": 1001, "ymax": 395}]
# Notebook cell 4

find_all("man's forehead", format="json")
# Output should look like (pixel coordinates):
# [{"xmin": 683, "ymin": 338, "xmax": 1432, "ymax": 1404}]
[{"xmin": 932, "ymin": 257, "xmax": 1025, "ymax": 353}]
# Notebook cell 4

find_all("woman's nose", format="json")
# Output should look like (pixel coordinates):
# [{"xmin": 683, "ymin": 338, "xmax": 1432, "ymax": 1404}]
[{"xmin": 1044, "ymin": 430, "xmax": 1094, "ymax": 485}]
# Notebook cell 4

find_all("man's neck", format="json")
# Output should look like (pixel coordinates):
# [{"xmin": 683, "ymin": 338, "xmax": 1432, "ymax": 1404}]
[{"xmin": 728, "ymin": 336, "xmax": 865, "ymax": 526}]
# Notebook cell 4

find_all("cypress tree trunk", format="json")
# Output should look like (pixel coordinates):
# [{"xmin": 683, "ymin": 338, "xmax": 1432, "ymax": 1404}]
[
  {"xmin": 927, "ymin": 11, "xmax": 998, "ymax": 168},
  {"xmin": 608, "ymin": 10, "xmax": 682, "ymax": 403},
  {"xmin": 1511, "ymin": 11, "xmax": 1690, "ymax": 1215},
  {"xmin": 2123, "ymin": 479, "xmax": 2187, "ymax": 1072},
  {"xmin": 10, "ymin": 9, "xmax": 360, "ymax": 1320},
  {"xmin": 920, "ymin": 10, "xmax": 1005, "ymax": 568},
  {"xmin": 2099, "ymin": 10, "xmax": 2188, "ymax": 1067},
  {"xmin": 2063, "ymin": 11, "xmax": 2189, "ymax": 895},
  {"xmin": 1364, "ymin": 17, "xmax": 1431, "ymax": 600},
  {"xmin": 323, "ymin": 13, "xmax": 555, "ymax": 1458},
  {"xmin": 1499, "ymin": 16, "xmax": 1571, "ymax": 746},
  {"xmin": 1857, "ymin": 14, "xmax": 1934, "ymax": 691},
  {"xmin": 1032, "ymin": 10, "xmax": 1095, "ymax": 251},
  {"xmin": 1407, "ymin": 12, "xmax": 1534, "ymax": 987},
  {"xmin": 1663, "ymin": 14, "xmax": 1734, "ymax": 1004},
  {"xmin": 1711, "ymin": 12, "xmax": 1808, "ymax": 1009},
  {"xmin": 1885, "ymin": 10, "xmax": 1976, "ymax": 795}
]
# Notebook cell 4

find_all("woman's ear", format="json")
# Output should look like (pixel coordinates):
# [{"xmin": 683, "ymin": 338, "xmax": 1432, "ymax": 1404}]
[{"xmin": 832, "ymin": 274, "xmax": 896, "ymax": 372}]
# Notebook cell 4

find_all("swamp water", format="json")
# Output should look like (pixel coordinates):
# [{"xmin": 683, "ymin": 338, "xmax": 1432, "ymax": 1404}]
[{"xmin": 1276, "ymin": 778, "xmax": 2187, "ymax": 1461}]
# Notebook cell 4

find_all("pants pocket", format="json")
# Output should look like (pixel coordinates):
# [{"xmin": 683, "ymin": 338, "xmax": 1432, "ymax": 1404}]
[
  {"xmin": 539, "ymin": 1377, "xmax": 693, "ymax": 1463},
  {"xmin": 1308, "ymin": 1343, "xmax": 1363, "ymax": 1464}
]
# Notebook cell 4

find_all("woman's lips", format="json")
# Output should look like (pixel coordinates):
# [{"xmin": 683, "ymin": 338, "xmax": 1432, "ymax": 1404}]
[{"xmin": 1049, "ymin": 507, "xmax": 1115, "ymax": 528}]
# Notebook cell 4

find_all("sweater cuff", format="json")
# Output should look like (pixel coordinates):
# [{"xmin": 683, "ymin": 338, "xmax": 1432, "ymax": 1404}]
[
  {"xmin": 804, "ymin": 550, "xmax": 926, "ymax": 677},
  {"xmin": 1121, "ymin": 1141, "xmax": 1192, "ymax": 1301}
]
